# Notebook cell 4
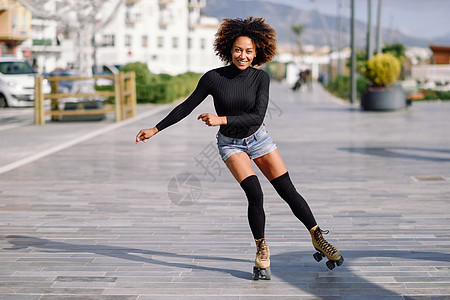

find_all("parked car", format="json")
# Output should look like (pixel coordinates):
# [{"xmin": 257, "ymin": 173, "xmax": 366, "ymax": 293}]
[
  {"xmin": 0, "ymin": 57, "xmax": 51, "ymax": 107},
  {"xmin": 93, "ymin": 64, "xmax": 123, "ymax": 86},
  {"xmin": 46, "ymin": 68, "xmax": 78, "ymax": 93},
  {"xmin": 93, "ymin": 64, "xmax": 123, "ymax": 75}
]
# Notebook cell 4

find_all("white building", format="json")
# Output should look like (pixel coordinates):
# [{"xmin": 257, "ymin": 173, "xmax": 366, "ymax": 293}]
[
  {"xmin": 15, "ymin": 1, "xmax": 60, "ymax": 73},
  {"xmin": 92, "ymin": 0, "xmax": 223, "ymax": 75},
  {"xmin": 19, "ymin": 0, "xmax": 222, "ymax": 75}
]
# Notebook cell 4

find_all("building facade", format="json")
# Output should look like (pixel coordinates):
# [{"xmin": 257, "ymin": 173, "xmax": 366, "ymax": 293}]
[
  {"xmin": 95, "ymin": 0, "xmax": 222, "ymax": 75},
  {"xmin": 0, "ymin": 0, "xmax": 32, "ymax": 57},
  {"xmin": 10, "ymin": 0, "xmax": 222, "ymax": 75}
]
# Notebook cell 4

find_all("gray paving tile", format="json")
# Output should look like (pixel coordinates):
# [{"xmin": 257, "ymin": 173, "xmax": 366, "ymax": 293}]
[{"xmin": 1, "ymin": 82, "xmax": 449, "ymax": 298}]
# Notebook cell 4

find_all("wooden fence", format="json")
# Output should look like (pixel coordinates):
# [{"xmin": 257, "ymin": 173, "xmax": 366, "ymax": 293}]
[{"xmin": 34, "ymin": 72, "xmax": 136, "ymax": 125}]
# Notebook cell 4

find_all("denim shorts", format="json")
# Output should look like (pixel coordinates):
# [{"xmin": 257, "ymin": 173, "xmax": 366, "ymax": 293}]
[{"xmin": 216, "ymin": 125, "xmax": 277, "ymax": 162}]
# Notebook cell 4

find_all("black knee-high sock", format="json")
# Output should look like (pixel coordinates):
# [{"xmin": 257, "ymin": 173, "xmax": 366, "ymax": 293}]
[
  {"xmin": 240, "ymin": 175, "xmax": 265, "ymax": 239},
  {"xmin": 270, "ymin": 172, "xmax": 317, "ymax": 230}
]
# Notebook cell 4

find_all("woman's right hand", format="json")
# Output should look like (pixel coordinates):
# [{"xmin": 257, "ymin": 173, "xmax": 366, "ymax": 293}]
[{"xmin": 136, "ymin": 127, "xmax": 159, "ymax": 144}]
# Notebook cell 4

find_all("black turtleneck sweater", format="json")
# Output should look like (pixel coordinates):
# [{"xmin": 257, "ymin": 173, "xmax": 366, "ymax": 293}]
[{"xmin": 155, "ymin": 64, "xmax": 270, "ymax": 139}]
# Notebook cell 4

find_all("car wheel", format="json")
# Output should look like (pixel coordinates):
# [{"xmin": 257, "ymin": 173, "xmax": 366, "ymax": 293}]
[{"xmin": 0, "ymin": 94, "xmax": 8, "ymax": 108}]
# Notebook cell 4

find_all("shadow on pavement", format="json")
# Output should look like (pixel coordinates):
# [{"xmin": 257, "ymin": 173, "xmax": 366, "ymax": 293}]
[
  {"xmin": 339, "ymin": 146, "xmax": 450, "ymax": 163},
  {"xmin": 3, "ymin": 235, "xmax": 449, "ymax": 297},
  {"xmin": 271, "ymin": 250, "xmax": 449, "ymax": 298},
  {"xmin": 2, "ymin": 235, "xmax": 249, "ymax": 280}
]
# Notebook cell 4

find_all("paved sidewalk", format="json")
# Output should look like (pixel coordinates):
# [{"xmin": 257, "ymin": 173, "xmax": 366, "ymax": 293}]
[{"xmin": 0, "ymin": 82, "xmax": 449, "ymax": 299}]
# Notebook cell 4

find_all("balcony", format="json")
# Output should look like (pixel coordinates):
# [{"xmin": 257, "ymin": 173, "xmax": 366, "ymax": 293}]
[
  {"xmin": 158, "ymin": 18, "xmax": 172, "ymax": 27},
  {"xmin": 189, "ymin": 16, "xmax": 219, "ymax": 29},
  {"xmin": 159, "ymin": 10, "xmax": 173, "ymax": 27},
  {"xmin": 0, "ymin": 1, "xmax": 31, "ymax": 41},
  {"xmin": 188, "ymin": 0, "xmax": 206, "ymax": 8},
  {"xmin": 158, "ymin": 0, "xmax": 173, "ymax": 6},
  {"xmin": 125, "ymin": 11, "xmax": 140, "ymax": 24}
]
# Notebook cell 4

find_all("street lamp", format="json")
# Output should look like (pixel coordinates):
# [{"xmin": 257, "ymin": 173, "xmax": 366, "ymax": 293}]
[{"xmin": 350, "ymin": 0, "xmax": 356, "ymax": 104}]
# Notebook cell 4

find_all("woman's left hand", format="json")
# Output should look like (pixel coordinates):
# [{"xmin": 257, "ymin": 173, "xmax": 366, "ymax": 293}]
[{"xmin": 197, "ymin": 113, "xmax": 227, "ymax": 127}]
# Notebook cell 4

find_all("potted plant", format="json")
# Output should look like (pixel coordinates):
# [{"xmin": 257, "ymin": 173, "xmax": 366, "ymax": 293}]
[{"xmin": 361, "ymin": 53, "xmax": 406, "ymax": 111}]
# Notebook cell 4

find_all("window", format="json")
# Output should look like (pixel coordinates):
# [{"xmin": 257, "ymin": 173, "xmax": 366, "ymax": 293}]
[
  {"xmin": 12, "ymin": 14, "xmax": 17, "ymax": 29},
  {"xmin": 125, "ymin": 34, "xmax": 132, "ymax": 47},
  {"xmin": 201, "ymin": 38, "xmax": 206, "ymax": 49},
  {"xmin": 157, "ymin": 36, "xmax": 164, "ymax": 48},
  {"xmin": 0, "ymin": 61, "xmax": 36, "ymax": 75},
  {"xmin": 102, "ymin": 34, "xmax": 115, "ymax": 47},
  {"xmin": 142, "ymin": 35, "xmax": 148, "ymax": 48},
  {"xmin": 187, "ymin": 38, "xmax": 192, "ymax": 49},
  {"xmin": 173, "ymin": 37, "xmax": 179, "ymax": 48}
]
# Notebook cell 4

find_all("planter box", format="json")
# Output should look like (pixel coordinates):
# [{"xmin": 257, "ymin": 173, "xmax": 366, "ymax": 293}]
[{"xmin": 361, "ymin": 84, "xmax": 407, "ymax": 111}]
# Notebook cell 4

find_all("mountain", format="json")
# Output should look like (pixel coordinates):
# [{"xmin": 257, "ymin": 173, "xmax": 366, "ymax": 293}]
[
  {"xmin": 432, "ymin": 33, "xmax": 450, "ymax": 46},
  {"xmin": 203, "ymin": 0, "xmax": 443, "ymax": 49}
]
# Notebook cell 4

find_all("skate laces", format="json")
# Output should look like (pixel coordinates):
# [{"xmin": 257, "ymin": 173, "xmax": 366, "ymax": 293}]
[
  {"xmin": 313, "ymin": 228, "xmax": 338, "ymax": 256},
  {"xmin": 256, "ymin": 238, "xmax": 269, "ymax": 261}
]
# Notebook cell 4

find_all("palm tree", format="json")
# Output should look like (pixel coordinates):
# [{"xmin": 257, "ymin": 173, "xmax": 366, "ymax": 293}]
[{"xmin": 291, "ymin": 24, "xmax": 305, "ymax": 55}]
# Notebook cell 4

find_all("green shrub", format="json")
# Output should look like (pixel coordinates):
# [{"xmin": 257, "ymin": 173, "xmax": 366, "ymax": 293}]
[
  {"xmin": 365, "ymin": 53, "xmax": 401, "ymax": 87},
  {"xmin": 346, "ymin": 50, "xmax": 368, "ymax": 74},
  {"xmin": 382, "ymin": 43, "xmax": 406, "ymax": 61},
  {"xmin": 326, "ymin": 75, "xmax": 367, "ymax": 101},
  {"xmin": 120, "ymin": 62, "xmax": 202, "ymax": 103},
  {"xmin": 419, "ymin": 89, "xmax": 450, "ymax": 101},
  {"xmin": 95, "ymin": 84, "xmax": 115, "ymax": 104},
  {"xmin": 265, "ymin": 62, "xmax": 287, "ymax": 81},
  {"xmin": 120, "ymin": 62, "xmax": 152, "ymax": 85}
]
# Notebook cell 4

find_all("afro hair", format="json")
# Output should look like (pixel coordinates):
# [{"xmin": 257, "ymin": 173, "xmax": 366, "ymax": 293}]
[{"xmin": 214, "ymin": 17, "xmax": 277, "ymax": 66}]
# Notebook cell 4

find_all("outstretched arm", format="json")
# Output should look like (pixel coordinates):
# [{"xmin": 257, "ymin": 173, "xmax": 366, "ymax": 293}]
[{"xmin": 135, "ymin": 72, "xmax": 212, "ymax": 144}]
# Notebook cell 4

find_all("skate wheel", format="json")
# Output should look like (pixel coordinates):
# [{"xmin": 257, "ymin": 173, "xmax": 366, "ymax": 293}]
[
  {"xmin": 259, "ymin": 268, "xmax": 271, "ymax": 280},
  {"xmin": 313, "ymin": 252, "xmax": 323, "ymax": 262},
  {"xmin": 336, "ymin": 256, "xmax": 344, "ymax": 266},
  {"xmin": 326, "ymin": 260, "xmax": 335, "ymax": 270},
  {"xmin": 252, "ymin": 266, "xmax": 260, "ymax": 280},
  {"xmin": 252, "ymin": 267, "xmax": 271, "ymax": 280}
]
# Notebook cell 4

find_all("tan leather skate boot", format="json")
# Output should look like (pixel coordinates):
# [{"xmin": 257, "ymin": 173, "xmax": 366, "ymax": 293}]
[
  {"xmin": 252, "ymin": 237, "xmax": 271, "ymax": 280},
  {"xmin": 310, "ymin": 225, "xmax": 344, "ymax": 270}
]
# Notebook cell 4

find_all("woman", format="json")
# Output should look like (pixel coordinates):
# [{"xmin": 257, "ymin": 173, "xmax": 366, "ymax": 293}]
[{"xmin": 136, "ymin": 17, "xmax": 343, "ymax": 280}]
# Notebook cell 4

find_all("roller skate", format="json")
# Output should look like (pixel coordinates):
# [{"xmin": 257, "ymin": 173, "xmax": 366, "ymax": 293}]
[
  {"xmin": 310, "ymin": 225, "xmax": 344, "ymax": 270},
  {"xmin": 252, "ymin": 237, "xmax": 271, "ymax": 280}
]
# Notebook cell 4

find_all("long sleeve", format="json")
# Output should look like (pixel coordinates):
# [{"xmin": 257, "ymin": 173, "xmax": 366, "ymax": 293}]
[
  {"xmin": 155, "ymin": 73, "xmax": 211, "ymax": 132},
  {"xmin": 155, "ymin": 65, "xmax": 271, "ymax": 139}
]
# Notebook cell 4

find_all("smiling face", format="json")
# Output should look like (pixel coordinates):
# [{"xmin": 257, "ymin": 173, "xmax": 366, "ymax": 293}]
[{"xmin": 231, "ymin": 36, "xmax": 257, "ymax": 70}]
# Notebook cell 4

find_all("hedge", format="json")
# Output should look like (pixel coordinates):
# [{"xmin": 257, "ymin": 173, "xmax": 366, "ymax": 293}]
[
  {"xmin": 325, "ymin": 75, "xmax": 367, "ymax": 101},
  {"xmin": 418, "ymin": 89, "xmax": 450, "ymax": 101},
  {"xmin": 119, "ymin": 62, "xmax": 202, "ymax": 103}
]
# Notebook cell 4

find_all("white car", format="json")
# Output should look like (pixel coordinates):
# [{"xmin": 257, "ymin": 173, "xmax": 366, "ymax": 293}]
[{"xmin": 0, "ymin": 57, "xmax": 50, "ymax": 107}]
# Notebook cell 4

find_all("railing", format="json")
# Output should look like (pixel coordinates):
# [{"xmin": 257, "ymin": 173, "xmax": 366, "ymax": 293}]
[
  {"xmin": 34, "ymin": 72, "xmax": 136, "ymax": 125},
  {"xmin": 158, "ymin": 0, "xmax": 173, "ymax": 5}
]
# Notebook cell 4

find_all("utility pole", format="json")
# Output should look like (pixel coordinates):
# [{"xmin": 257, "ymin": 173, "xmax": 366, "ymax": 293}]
[
  {"xmin": 376, "ymin": 0, "xmax": 383, "ymax": 54},
  {"xmin": 366, "ymin": 0, "xmax": 373, "ymax": 59},
  {"xmin": 336, "ymin": 0, "xmax": 343, "ymax": 76},
  {"xmin": 350, "ymin": 0, "xmax": 356, "ymax": 104},
  {"xmin": 92, "ymin": 0, "xmax": 98, "ymax": 75}
]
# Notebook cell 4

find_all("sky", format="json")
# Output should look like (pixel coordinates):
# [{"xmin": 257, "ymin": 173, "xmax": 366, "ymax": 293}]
[{"xmin": 262, "ymin": 0, "xmax": 450, "ymax": 40}]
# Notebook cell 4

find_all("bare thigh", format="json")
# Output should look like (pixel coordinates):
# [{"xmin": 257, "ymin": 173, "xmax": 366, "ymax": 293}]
[
  {"xmin": 253, "ymin": 149, "xmax": 287, "ymax": 181},
  {"xmin": 225, "ymin": 152, "xmax": 256, "ymax": 183}
]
